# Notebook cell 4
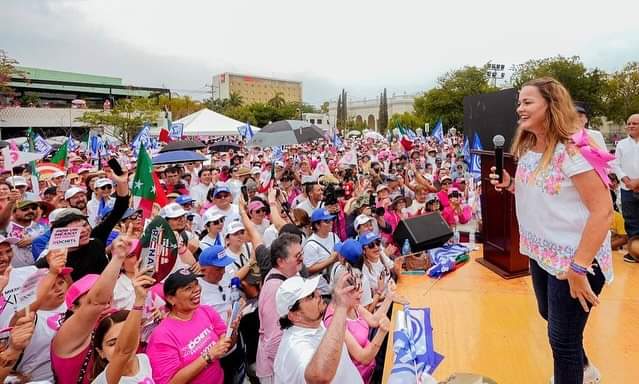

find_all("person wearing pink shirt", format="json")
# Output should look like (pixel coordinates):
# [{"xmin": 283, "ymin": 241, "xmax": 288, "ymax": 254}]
[
  {"xmin": 441, "ymin": 189, "xmax": 472, "ymax": 228},
  {"xmin": 146, "ymin": 269, "xmax": 238, "ymax": 384},
  {"xmin": 255, "ymin": 233, "xmax": 304, "ymax": 384}
]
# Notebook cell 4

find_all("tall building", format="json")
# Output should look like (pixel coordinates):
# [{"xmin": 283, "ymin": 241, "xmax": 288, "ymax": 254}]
[{"xmin": 212, "ymin": 72, "xmax": 302, "ymax": 105}]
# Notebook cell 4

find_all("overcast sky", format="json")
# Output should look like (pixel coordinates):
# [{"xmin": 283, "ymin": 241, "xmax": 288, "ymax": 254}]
[{"xmin": 3, "ymin": 0, "xmax": 638, "ymax": 104}]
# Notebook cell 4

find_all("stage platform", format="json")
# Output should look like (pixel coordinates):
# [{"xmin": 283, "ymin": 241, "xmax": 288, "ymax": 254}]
[{"xmin": 382, "ymin": 246, "xmax": 639, "ymax": 383}]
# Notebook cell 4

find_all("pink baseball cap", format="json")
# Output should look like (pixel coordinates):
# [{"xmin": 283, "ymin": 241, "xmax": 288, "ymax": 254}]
[
  {"xmin": 65, "ymin": 274, "xmax": 99, "ymax": 308},
  {"xmin": 248, "ymin": 200, "xmax": 265, "ymax": 213}
]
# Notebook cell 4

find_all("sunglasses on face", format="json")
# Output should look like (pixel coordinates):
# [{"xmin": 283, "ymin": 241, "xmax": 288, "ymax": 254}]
[
  {"xmin": 125, "ymin": 214, "xmax": 141, "ymax": 221},
  {"xmin": 215, "ymin": 193, "xmax": 230, "ymax": 199},
  {"xmin": 365, "ymin": 240, "xmax": 381, "ymax": 249},
  {"xmin": 210, "ymin": 218, "xmax": 224, "ymax": 226},
  {"xmin": 254, "ymin": 208, "xmax": 267, "ymax": 214}
]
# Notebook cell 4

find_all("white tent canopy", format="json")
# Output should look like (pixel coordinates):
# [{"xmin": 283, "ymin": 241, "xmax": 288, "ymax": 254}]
[{"xmin": 176, "ymin": 108, "xmax": 259, "ymax": 136}]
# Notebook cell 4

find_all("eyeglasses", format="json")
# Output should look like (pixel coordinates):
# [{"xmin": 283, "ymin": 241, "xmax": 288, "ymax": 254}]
[
  {"xmin": 125, "ymin": 214, "xmax": 141, "ymax": 221},
  {"xmin": 99, "ymin": 185, "xmax": 113, "ymax": 190},
  {"xmin": 365, "ymin": 240, "xmax": 382, "ymax": 249},
  {"xmin": 215, "ymin": 193, "xmax": 230, "ymax": 199},
  {"xmin": 210, "ymin": 218, "xmax": 224, "ymax": 226},
  {"xmin": 254, "ymin": 208, "xmax": 267, "ymax": 214}
]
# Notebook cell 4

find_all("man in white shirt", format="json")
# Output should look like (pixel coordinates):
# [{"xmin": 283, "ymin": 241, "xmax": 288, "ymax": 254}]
[
  {"xmin": 197, "ymin": 244, "xmax": 234, "ymax": 323},
  {"xmin": 296, "ymin": 182, "xmax": 324, "ymax": 216},
  {"xmin": 273, "ymin": 274, "xmax": 363, "ymax": 384},
  {"xmin": 87, "ymin": 178, "xmax": 115, "ymax": 227},
  {"xmin": 614, "ymin": 114, "xmax": 639, "ymax": 262},
  {"xmin": 190, "ymin": 168, "xmax": 214, "ymax": 208}
]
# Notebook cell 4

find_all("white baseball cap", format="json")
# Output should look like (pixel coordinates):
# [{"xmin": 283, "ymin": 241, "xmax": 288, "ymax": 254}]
[
  {"xmin": 95, "ymin": 178, "xmax": 113, "ymax": 189},
  {"xmin": 275, "ymin": 276, "xmax": 321, "ymax": 317},
  {"xmin": 64, "ymin": 187, "xmax": 86, "ymax": 200},
  {"xmin": 52, "ymin": 171, "xmax": 65, "ymax": 178},
  {"xmin": 0, "ymin": 235, "xmax": 20, "ymax": 246},
  {"xmin": 224, "ymin": 221, "xmax": 245, "ymax": 236},
  {"xmin": 7, "ymin": 176, "xmax": 27, "ymax": 188},
  {"xmin": 160, "ymin": 203, "xmax": 187, "ymax": 219},
  {"xmin": 376, "ymin": 184, "xmax": 390, "ymax": 193},
  {"xmin": 354, "ymin": 214, "xmax": 373, "ymax": 229},
  {"xmin": 203, "ymin": 209, "xmax": 225, "ymax": 225}
]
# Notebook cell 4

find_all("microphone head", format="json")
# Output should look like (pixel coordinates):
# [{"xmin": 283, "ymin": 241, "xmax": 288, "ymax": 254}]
[{"xmin": 493, "ymin": 135, "xmax": 505, "ymax": 147}]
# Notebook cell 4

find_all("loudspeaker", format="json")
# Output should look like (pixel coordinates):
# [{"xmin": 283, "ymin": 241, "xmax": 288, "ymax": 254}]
[{"xmin": 393, "ymin": 213, "xmax": 453, "ymax": 252}]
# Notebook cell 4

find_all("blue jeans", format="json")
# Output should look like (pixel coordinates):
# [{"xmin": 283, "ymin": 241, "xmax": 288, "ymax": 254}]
[
  {"xmin": 530, "ymin": 259, "xmax": 605, "ymax": 384},
  {"xmin": 621, "ymin": 189, "xmax": 639, "ymax": 238}
]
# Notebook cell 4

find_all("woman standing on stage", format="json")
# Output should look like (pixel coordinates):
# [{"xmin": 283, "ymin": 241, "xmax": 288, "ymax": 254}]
[{"xmin": 491, "ymin": 77, "xmax": 613, "ymax": 384}]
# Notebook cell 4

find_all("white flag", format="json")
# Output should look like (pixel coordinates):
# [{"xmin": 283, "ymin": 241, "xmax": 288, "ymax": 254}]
[
  {"xmin": 338, "ymin": 146, "xmax": 358, "ymax": 166},
  {"xmin": 1, "ymin": 146, "xmax": 45, "ymax": 169},
  {"xmin": 312, "ymin": 155, "xmax": 332, "ymax": 178}
]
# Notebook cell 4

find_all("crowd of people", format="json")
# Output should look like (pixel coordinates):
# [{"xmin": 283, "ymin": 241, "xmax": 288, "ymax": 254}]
[{"xmin": 0, "ymin": 78, "xmax": 635, "ymax": 384}]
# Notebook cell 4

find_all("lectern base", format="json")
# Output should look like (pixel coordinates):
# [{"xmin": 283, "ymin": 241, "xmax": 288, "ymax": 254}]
[{"xmin": 476, "ymin": 258, "xmax": 530, "ymax": 279}]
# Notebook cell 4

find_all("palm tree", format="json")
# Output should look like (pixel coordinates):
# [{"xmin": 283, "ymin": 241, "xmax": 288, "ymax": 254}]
[
  {"xmin": 268, "ymin": 92, "xmax": 286, "ymax": 108},
  {"xmin": 227, "ymin": 92, "xmax": 244, "ymax": 108}
]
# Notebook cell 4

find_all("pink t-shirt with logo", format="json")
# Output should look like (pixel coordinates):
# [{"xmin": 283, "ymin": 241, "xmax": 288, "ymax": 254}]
[{"xmin": 146, "ymin": 305, "xmax": 227, "ymax": 384}]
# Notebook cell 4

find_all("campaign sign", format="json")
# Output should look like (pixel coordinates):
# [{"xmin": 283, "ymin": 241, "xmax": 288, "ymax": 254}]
[
  {"xmin": 49, "ymin": 227, "xmax": 81, "ymax": 250},
  {"xmin": 139, "ymin": 216, "xmax": 178, "ymax": 282}
]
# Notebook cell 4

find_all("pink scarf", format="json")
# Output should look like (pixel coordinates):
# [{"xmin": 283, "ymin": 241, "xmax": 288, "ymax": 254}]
[{"xmin": 570, "ymin": 129, "xmax": 615, "ymax": 186}]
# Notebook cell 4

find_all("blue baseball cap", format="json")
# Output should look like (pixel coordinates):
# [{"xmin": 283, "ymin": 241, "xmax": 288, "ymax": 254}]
[
  {"xmin": 358, "ymin": 231, "xmax": 380, "ymax": 247},
  {"xmin": 336, "ymin": 239, "xmax": 363, "ymax": 264},
  {"xmin": 213, "ymin": 185, "xmax": 231, "ymax": 198},
  {"xmin": 176, "ymin": 195, "xmax": 195, "ymax": 206},
  {"xmin": 310, "ymin": 208, "xmax": 335, "ymax": 223},
  {"xmin": 199, "ymin": 244, "xmax": 234, "ymax": 268}
]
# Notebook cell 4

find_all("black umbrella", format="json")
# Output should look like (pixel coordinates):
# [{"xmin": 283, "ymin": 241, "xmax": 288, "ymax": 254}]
[
  {"xmin": 209, "ymin": 141, "xmax": 241, "ymax": 153},
  {"xmin": 159, "ymin": 140, "xmax": 206, "ymax": 153},
  {"xmin": 249, "ymin": 120, "xmax": 325, "ymax": 147}
]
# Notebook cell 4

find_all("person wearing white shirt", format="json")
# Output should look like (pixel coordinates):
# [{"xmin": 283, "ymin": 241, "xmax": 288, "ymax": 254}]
[
  {"xmin": 302, "ymin": 208, "xmax": 339, "ymax": 295},
  {"xmin": 273, "ymin": 275, "xmax": 363, "ymax": 384},
  {"xmin": 199, "ymin": 209, "xmax": 226, "ymax": 251},
  {"xmin": 613, "ymin": 114, "xmax": 639, "ymax": 262},
  {"xmin": 197, "ymin": 244, "xmax": 234, "ymax": 324},
  {"xmin": 87, "ymin": 178, "xmax": 115, "ymax": 228},
  {"xmin": 205, "ymin": 184, "xmax": 241, "ymax": 233},
  {"xmin": 190, "ymin": 168, "xmax": 214, "ymax": 208},
  {"xmin": 247, "ymin": 200, "xmax": 270, "ymax": 236},
  {"xmin": 296, "ymin": 183, "xmax": 324, "ymax": 216}
]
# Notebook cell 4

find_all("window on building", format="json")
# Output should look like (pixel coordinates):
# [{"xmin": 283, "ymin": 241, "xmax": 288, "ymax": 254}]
[
  {"xmin": 317, "ymin": 119, "xmax": 322, "ymax": 124},
  {"xmin": 310, "ymin": 119, "xmax": 315, "ymax": 124}
]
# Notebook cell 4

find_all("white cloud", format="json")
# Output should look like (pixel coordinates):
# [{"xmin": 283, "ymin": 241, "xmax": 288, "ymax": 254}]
[{"xmin": 3, "ymin": 0, "xmax": 638, "ymax": 103}]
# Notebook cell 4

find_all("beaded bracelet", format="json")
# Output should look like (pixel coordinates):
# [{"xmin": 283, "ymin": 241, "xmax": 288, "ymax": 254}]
[{"xmin": 569, "ymin": 262, "xmax": 592, "ymax": 276}]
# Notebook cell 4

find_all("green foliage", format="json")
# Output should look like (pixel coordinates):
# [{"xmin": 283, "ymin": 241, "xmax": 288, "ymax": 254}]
[
  {"xmin": 603, "ymin": 61, "xmax": 639, "ymax": 124},
  {"xmin": 414, "ymin": 66, "xmax": 497, "ymax": 130},
  {"xmin": 0, "ymin": 50, "xmax": 25, "ymax": 97},
  {"xmin": 268, "ymin": 92, "xmax": 286, "ymax": 108},
  {"xmin": 511, "ymin": 55, "xmax": 608, "ymax": 117},
  {"xmin": 378, "ymin": 88, "xmax": 389, "ymax": 133},
  {"xmin": 389, "ymin": 112, "xmax": 424, "ymax": 130},
  {"xmin": 320, "ymin": 101, "xmax": 329, "ymax": 113},
  {"xmin": 346, "ymin": 118, "xmax": 367, "ymax": 132},
  {"xmin": 77, "ymin": 98, "xmax": 160, "ymax": 144},
  {"xmin": 158, "ymin": 95, "xmax": 204, "ymax": 120}
]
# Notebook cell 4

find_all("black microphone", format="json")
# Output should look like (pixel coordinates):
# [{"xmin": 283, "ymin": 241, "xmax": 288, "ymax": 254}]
[{"xmin": 493, "ymin": 135, "xmax": 505, "ymax": 183}]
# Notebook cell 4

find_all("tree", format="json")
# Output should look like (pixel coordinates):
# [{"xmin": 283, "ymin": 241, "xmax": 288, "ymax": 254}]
[
  {"xmin": 604, "ymin": 61, "xmax": 639, "ymax": 124},
  {"xmin": 378, "ymin": 88, "xmax": 389, "ymax": 133},
  {"xmin": 227, "ymin": 92, "xmax": 244, "ymax": 108},
  {"xmin": 77, "ymin": 98, "xmax": 160, "ymax": 144},
  {"xmin": 320, "ymin": 101, "xmax": 329, "ymax": 113},
  {"xmin": 158, "ymin": 95, "xmax": 204, "ymax": 120},
  {"xmin": 511, "ymin": 55, "xmax": 608, "ymax": 117},
  {"xmin": 389, "ymin": 112, "xmax": 424, "ymax": 130},
  {"xmin": 341, "ymin": 89, "xmax": 348, "ymax": 130},
  {"xmin": 0, "ymin": 50, "xmax": 26, "ymax": 101},
  {"xmin": 336, "ymin": 93, "xmax": 343, "ymax": 130},
  {"xmin": 268, "ymin": 92, "xmax": 286, "ymax": 108},
  {"xmin": 414, "ymin": 66, "xmax": 497, "ymax": 130}
]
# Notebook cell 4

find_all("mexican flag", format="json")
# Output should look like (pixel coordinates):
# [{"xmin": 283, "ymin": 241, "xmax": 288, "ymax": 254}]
[
  {"xmin": 50, "ymin": 140, "xmax": 68, "ymax": 166},
  {"xmin": 132, "ymin": 144, "xmax": 168, "ymax": 218}
]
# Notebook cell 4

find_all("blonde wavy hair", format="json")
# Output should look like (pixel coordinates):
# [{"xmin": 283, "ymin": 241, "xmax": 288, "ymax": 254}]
[{"xmin": 510, "ymin": 77, "xmax": 580, "ymax": 173}]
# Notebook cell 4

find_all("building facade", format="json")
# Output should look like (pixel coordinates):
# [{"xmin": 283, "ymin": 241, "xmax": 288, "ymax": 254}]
[
  {"xmin": 302, "ymin": 112, "xmax": 330, "ymax": 133},
  {"xmin": 212, "ymin": 72, "xmax": 302, "ymax": 105},
  {"xmin": 327, "ymin": 93, "xmax": 416, "ymax": 131}
]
